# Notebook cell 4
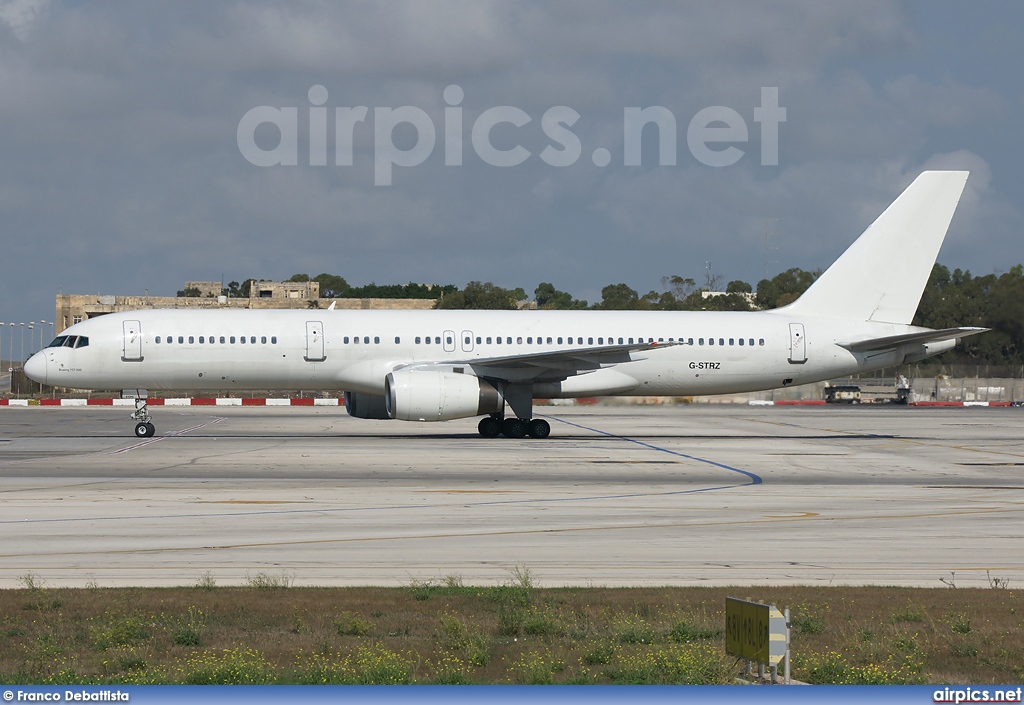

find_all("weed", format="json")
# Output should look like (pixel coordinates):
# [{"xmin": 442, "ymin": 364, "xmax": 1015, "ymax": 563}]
[
  {"xmin": 939, "ymin": 571, "xmax": 957, "ymax": 588},
  {"xmin": 508, "ymin": 564, "xmax": 534, "ymax": 590},
  {"xmin": 583, "ymin": 641, "xmax": 616, "ymax": 665},
  {"xmin": 408, "ymin": 577, "xmax": 434, "ymax": 601},
  {"xmin": 666, "ymin": 619, "xmax": 721, "ymax": 643},
  {"xmin": 443, "ymin": 574, "xmax": 465, "ymax": 589},
  {"xmin": 800, "ymin": 649, "xmax": 924, "ymax": 684},
  {"xmin": 522, "ymin": 606, "xmax": 566, "ymax": 638},
  {"xmin": 951, "ymin": 642, "xmax": 979, "ymax": 658},
  {"xmin": 335, "ymin": 611, "xmax": 373, "ymax": 637},
  {"xmin": 891, "ymin": 605, "xmax": 925, "ymax": 623},
  {"xmin": 602, "ymin": 643, "xmax": 731, "ymax": 684},
  {"xmin": 509, "ymin": 649, "xmax": 565, "ymax": 684},
  {"xmin": 986, "ymin": 571, "xmax": 1010, "ymax": 589},
  {"xmin": 19, "ymin": 572, "xmax": 44, "ymax": 591},
  {"xmin": 244, "ymin": 571, "xmax": 293, "ymax": 590},
  {"xmin": 859, "ymin": 628, "xmax": 875, "ymax": 643},
  {"xmin": 792, "ymin": 613, "xmax": 826, "ymax": 635},
  {"xmin": 194, "ymin": 572, "xmax": 217, "ymax": 591},
  {"xmin": 614, "ymin": 615, "xmax": 656, "ymax": 644},
  {"xmin": 436, "ymin": 614, "xmax": 489, "ymax": 666},
  {"xmin": 180, "ymin": 648, "xmax": 274, "ymax": 684},
  {"xmin": 171, "ymin": 606, "xmax": 205, "ymax": 647},
  {"xmin": 430, "ymin": 652, "xmax": 469, "ymax": 684},
  {"xmin": 91, "ymin": 611, "xmax": 151, "ymax": 651},
  {"xmin": 949, "ymin": 613, "xmax": 973, "ymax": 634}
]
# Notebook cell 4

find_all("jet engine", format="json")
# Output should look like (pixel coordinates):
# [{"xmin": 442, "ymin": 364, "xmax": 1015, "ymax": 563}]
[
  {"xmin": 385, "ymin": 369, "xmax": 504, "ymax": 421},
  {"xmin": 344, "ymin": 391, "xmax": 391, "ymax": 419}
]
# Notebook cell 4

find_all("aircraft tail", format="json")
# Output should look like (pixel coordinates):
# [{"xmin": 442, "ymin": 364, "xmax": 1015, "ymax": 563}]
[{"xmin": 785, "ymin": 171, "xmax": 969, "ymax": 325}]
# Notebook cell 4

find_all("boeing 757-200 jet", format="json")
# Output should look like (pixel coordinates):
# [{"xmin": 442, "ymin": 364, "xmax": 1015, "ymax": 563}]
[{"xmin": 24, "ymin": 171, "xmax": 984, "ymax": 439}]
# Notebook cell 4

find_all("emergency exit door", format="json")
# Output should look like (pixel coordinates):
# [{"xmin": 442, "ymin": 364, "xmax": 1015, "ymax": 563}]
[
  {"xmin": 122, "ymin": 320, "xmax": 143, "ymax": 362},
  {"xmin": 788, "ymin": 323, "xmax": 806, "ymax": 364},
  {"xmin": 305, "ymin": 321, "xmax": 326, "ymax": 362}
]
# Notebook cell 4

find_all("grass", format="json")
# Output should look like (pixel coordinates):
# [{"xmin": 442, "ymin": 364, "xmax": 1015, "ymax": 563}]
[{"xmin": 0, "ymin": 585, "xmax": 1020, "ymax": 684}]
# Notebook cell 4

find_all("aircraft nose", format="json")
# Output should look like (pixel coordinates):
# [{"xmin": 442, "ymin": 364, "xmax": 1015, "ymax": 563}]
[{"xmin": 23, "ymin": 352, "xmax": 47, "ymax": 384}]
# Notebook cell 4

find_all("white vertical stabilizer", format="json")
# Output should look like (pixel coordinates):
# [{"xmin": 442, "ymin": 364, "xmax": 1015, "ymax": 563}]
[{"xmin": 785, "ymin": 171, "xmax": 969, "ymax": 325}]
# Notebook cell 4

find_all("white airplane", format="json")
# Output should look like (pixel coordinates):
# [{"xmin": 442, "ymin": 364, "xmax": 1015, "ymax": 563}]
[{"xmin": 25, "ymin": 171, "xmax": 984, "ymax": 439}]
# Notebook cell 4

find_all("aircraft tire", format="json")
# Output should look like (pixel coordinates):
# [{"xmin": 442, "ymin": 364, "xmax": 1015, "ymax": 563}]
[
  {"xmin": 478, "ymin": 417, "xmax": 502, "ymax": 438},
  {"xmin": 501, "ymin": 417, "xmax": 528, "ymax": 439},
  {"xmin": 527, "ymin": 419, "xmax": 551, "ymax": 438}
]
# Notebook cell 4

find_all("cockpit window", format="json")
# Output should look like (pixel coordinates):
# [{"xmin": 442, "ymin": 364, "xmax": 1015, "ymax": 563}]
[
  {"xmin": 75, "ymin": 336, "xmax": 89, "ymax": 348},
  {"xmin": 63, "ymin": 336, "xmax": 78, "ymax": 347},
  {"xmin": 47, "ymin": 336, "xmax": 68, "ymax": 348}
]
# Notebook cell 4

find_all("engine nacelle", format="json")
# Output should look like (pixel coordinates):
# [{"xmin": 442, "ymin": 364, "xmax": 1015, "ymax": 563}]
[
  {"xmin": 901, "ymin": 338, "xmax": 957, "ymax": 364},
  {"xmin": 385, "ymin": 369, "xmax": 504, "ymax": 421},
  {"xmin": 344, "ymin": 391, "xmax": 391, "ymax": 419}
]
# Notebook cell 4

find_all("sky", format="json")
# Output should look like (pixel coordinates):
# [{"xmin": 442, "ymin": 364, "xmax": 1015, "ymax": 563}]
[{"xmin": 1, "ymin": 0, "xmax": 1022, "ymax": 356}]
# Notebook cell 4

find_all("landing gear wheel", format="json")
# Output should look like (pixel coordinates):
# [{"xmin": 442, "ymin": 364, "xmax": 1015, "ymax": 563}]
[
  {"xmin": 478, "ymin": 416, "xmax": 502, "ymax": 438},
  {"xmin": 527, "ymin": 419, "xmax": 551, "ymax": 438},
  {"xmin": 501, "ymin": 417, "xmax": 528, "ymax": 439},
  {"xmin": 134, "ymin": 422, "xmax": 155, "ymax": 438}
]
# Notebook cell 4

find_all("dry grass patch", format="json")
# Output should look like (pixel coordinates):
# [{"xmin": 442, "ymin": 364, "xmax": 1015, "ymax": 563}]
[{"xmin": 0, "ymin": 584, "xmax": 1020, "ymax": 684}]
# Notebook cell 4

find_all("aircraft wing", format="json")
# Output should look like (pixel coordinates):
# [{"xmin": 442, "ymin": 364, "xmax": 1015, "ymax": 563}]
[
  {"xmin": 398, "ymin": 340, "xmax": 678, "ymax": 383},
  {"xmin": 838, "ymin": 327, "xmax": 988, "ymax": 353}
]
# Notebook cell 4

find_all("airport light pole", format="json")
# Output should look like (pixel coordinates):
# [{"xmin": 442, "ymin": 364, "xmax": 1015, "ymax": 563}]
[
  {"xmin": 20, "ymin": 322, "xmax": 25, "ymax": 364},
  {"xmin": 28, "ymin": 323, "xmax": 34, "ymax": 355}
]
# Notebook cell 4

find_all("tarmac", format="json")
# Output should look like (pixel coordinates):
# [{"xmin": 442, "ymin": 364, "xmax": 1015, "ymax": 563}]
[{"xmin": 0, "ymin": 404, "xmax": 1021, "ymax": 588}]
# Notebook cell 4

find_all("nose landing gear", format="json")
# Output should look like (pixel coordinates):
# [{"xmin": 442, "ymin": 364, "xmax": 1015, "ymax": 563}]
[{"xmin": 131, "ymin": 398, "xmax": 155, "ymax": 438}]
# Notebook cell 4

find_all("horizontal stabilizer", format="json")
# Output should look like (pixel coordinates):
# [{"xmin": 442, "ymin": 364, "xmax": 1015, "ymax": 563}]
[{"xmin": 838, "ymin": 327, "xmax": 987, "ymax": 353}]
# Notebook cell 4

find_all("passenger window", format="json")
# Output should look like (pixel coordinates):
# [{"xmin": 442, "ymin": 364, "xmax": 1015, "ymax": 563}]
[
  {"xmin": 199, "ymin": 336, "xmax": 204, "ymax": 344},
  {"xmin": 527, "ymin": 337, "xmax": 532, "ymax": 344},
  {"xmin": 415, "ymin": 336, "xmax": 421, "ymax": 344},
  {"xmin": 177, "ymin": 336, "xmax": 183, "ymax": 344},
  {"xmin": 395, "ymin": 337, "xmax": 400, "ymax": 344},
  {"xmin": 546, "ymin": 337, "xmax": 552, "ymax": 344},
  {"xmin": 166, "ymin": 335, "xmax": 172, "ymax": 344},
  {"xmin": 344, "ymin": 336, "xmax": 350, "ymax": 344},
  {"xmin": 749, "ymin": 338, "xmax": 755, "ymax": 346},
  {"xmin": 687, "ymin": 338, "xmax": 694, "ymax": 345},
  {"xmin": 230, "ymin": 336, "xmax": 236, "ymax": 344},
  {"xmin": 505, "ymin": 337, "xmax": 511, "ymax": 344},
  {"xmin": 189, "ymin": 336, "xmax": 194, "ymax": 344},
  {"xmin": 476, "ymin": 337, "xmax": 481, "ymax": 344},
  {"xmin": 486, "ymin": 337, "xmax": 492, "ymax": 344},
  {"xmin": 717, "ymin": 338, "xmax": 723, "ymax": 346},
  {"xmin": 467, "ymin": 336, "xmax": 473, "ymax": 345},
  {"xmin": 618, "ymin": 337, "xmax": 624, "ymax": 344},
  {"xmin": 365, "ymin": 336, "xmax": 371, "ymax": 344},
  {"xmin": 557, "ymin": 337, "xmax": 563, "ymax": 344},
  {"xmin": 759, "ymin": 338, "xmax": 765, "ymax": 346},
  {"xmin": 517, "ymin": 337, "xmax": 523, "ymax": 344},
  {"xmin": 424, "ymin": 336, "xmax": 430, "ymax": 344},
  {"xmin": 240, "ymin": 336, "xmax": 246, "ymax": 344},
  {"xmin": 251, "ymin": 336, "xmax": 256, "ymax": 344},
  {"xmin": 588, "ymin": 337, "xmax": 594, "ymax": 345},
  {"xmin": 729, "ymin": 338, "xmax": 734, "ymax": 346},
  {"xmin": 220, "ymin": 336, "xmax": 226, "ymax": 344},
  {"xmin": 271, "ymin": 336, "xmax": 277, "ymax": 344},
  {"xmin": 354, "ymin": 337, "xmax": 360, "ymax": 344},
  {"xmin": 659, "ymin": 338, "xmax": 664, "ymax": 342},
  {"xmin": 628, "ymin": 338, "xmax": 634, "ymax": 344},
  {"xmin": 739, "ymin": 338, "xmax": 744, "ymax": 346},
  {"xmin": 261, "ymin": 336, "xmax": 267, "ymax": 344},
  {"xmin": 495, "ymin": 337, "xmax": 501, "ymax": 345},
  {"xmin": 445, "ymin": 336, "xmax": 452, "ymax": 345},
  {"xmin": 76, "ymin": 337, "xmax": 89, "ymax": 348},
  {"xmin": 436, "ymin": 337, "xmax": 441, "ymax": 344},
  {"xmin": 374, "ymin": 336, "xmax": 380, "ymax": 344},
  {"xmin": 155, "ymin": 336, "xmax": 161, "ymax": 344}
]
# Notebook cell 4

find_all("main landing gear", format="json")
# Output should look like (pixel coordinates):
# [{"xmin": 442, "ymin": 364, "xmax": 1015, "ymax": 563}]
[
  {"xmin": 131, "ymin": 398, "xmax": 155, "ymax": 438},
  {"xmin": 477, "ymin": 415, "xmax": 550, "ymax": 439}
]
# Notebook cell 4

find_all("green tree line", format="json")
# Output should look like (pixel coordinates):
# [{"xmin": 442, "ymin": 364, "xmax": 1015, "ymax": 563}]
[{"xmin": 188, "ymin": 264, "xmax": 1024, "ymax": 365}]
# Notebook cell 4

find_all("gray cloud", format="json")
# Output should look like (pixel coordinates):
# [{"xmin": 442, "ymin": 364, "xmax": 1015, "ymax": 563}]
[{"xmin": 0, "ymin": 0, "xmax": 1022, "ymax": 341}]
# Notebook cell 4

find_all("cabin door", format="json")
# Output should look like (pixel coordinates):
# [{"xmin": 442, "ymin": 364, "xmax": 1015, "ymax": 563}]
[{"xmin": 788, "ymin": 323, "xmax": 806, "ymax": 364}]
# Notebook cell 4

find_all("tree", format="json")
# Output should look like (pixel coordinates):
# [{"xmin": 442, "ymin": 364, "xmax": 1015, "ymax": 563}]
[
  {"xmin": 597, "ymin": 283, "xmax": 641, "ymax": 310},
  {"xmin": 434, "ymin": 281, "xmax": 525, "ymax": 310},
  {"xmin": 222, "ymin": 279, "xmax": 253, "ymax": 298},
  {"xmin": 313, "ymin": 273, "xmax": 350, "ymax": 298},
  {"xmin": 756, "ymin": 268, "xmax": 818, "ymax": 309},
  {"xmin": 176, "ymin": 286, "xmax": 201, "ymax": 298},
  {"xmin": 534, "ymin": 282, "xmax": 588, "ymax": 309},
  {"xmin": 288, "ymin": 273, "xmax": 310, "ymax": 282},
  {"xmin": 726, "ymin": 279, "xmax": 752, "ymax": 294}
]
